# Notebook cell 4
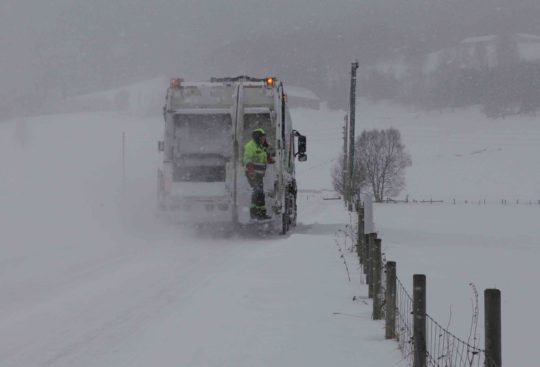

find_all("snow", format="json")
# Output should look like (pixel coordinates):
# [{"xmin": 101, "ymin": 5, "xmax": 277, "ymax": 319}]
[
  {"xmin": 516, "ymin": 42, "xmax": 540, "ymax": 62},
  {"xmin": 170, "ymin": 182, "xmax": 228, "ymax": 196},
  {"xmin": 424, "ymin": 34, "xmax": 540, "ymax": 74},
  {"xmin": 52, "ymin": 77, "xmax": 168, "ymax": 115},
  {"xmin": 351, "ymin": 102, "xmax": 540, "ymax": 201},
  {"xmin": 0, "ymin": 110, "xmax": 403, "ymax": 366},
  {"xmin": 424, "ymin": 40, "xmax": 498, "ymax": 73},
  {"xmin": 461, "ymin": 35, "xmax": 497, "ymax": 44},
  {"xmin": 1, "ymin": 96, "xmax": 539, "ymax": 366},
  {"xmin": 284, "ymin": 86, "xmax": 320, "ymax": 101},
  {"xmin": 372, "ymin": 60, "xmax": 409, "ymax": 79},
  {"xmin": 423, "ymin": 50, "xmax": 446, "ymax": 74},
  {"xmin": 374, "ymin": 204, "xmax": 540, "ymax": 367}
]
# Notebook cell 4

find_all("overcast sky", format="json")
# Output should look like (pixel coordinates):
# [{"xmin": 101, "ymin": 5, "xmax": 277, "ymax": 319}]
[
  {"xmin": 0, "ymin": 0, "xmax": 362, "ymax": 74},
  {"xmin": 1, "ymin": 0, "xmax": 539, "ymax": 118}
]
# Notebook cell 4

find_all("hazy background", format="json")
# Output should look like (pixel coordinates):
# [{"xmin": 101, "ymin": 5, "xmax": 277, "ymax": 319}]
[{"xmin": 2, "ymin": 0, "xmax": 540, "ymax": 120}]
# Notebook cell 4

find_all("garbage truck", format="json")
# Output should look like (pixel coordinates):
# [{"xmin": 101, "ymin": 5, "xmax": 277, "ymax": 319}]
[{"xmin": 157, "ymin": 76, "xmax": 307, "ymax": 234}]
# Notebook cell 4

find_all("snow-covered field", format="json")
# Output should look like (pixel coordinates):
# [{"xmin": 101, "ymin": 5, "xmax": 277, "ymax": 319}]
[
  {"xmin": 300, "ymin": 102, "xmax": 540, "ymax": 367},
  {"xmin": 1, "ymin": 99, "xmax": 539, "ymax": 366},
  {"xmin": 297, "ymin": 101, "xmax": 540, "ymax": 201},
  {"xmin": 375, "ymin": 204, "xmax": 540, "ymax": 367}
]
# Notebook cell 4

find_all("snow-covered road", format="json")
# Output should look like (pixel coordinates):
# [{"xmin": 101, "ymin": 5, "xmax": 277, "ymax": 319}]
[{"xmin": 0, "ymin": 112, "xmax": 403, "ymax": 366}]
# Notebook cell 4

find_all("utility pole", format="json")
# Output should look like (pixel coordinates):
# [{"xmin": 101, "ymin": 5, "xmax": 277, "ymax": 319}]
[
  {"xmin": 342, "ymin": 114, "xmax": 348, "ymax": 205},
  {"xmin": 122, "ymin": 131, "xmax": 126, "ymax": 189},
  {"xmin": 348, "ymin": 61, "xmax": 359, "ymax": 211}
]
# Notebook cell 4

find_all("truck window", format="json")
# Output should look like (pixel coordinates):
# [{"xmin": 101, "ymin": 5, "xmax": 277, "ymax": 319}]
[
  {"xmin": 174, "ymin": 114, "xmax": 232, "ymax": 158},
  {"xmin": 173, "ymin": 114, "xmax": 232, "ymax": 182}
]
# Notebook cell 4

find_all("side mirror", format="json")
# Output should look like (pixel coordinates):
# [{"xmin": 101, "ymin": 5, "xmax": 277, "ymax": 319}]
[
  {"xmin": 298, "ymin": 135, "xmax": 307, "ymax": 154},
  {"xmin": 293, "ymin": 130, "xmax": 307, "ymax": 162},
  {"xmin": 158, "ymin": 141, "xmax": 165, "ymax": 152}
]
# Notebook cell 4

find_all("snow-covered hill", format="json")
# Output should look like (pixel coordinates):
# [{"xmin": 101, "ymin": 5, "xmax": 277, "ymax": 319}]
[
  {"xmin": 424, "ymin": 33, "xmax": 540, "ymax": 74},
  {"xmin": 370, "ymin": 34, "xmax": 540, "ymax": 79},
  {"xmin": 51, "ymin": 77, "xmax": 168, "ymax": 116}
]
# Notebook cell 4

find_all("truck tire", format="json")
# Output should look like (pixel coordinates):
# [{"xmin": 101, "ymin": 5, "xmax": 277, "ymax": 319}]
[
  {"xmin": 290, "ymin": 180, "xmax": 298, "ymax": 227},
  {"xmin": 280, "ymin": 195, "xmax": 290, "ymax": 235}
]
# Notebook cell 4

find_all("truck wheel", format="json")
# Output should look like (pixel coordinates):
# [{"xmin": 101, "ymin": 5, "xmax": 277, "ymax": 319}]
[
  {"xmin": 290, "ymin": 193, "xmax": 297, "ymax": 227},
  {"xmin": 280, "ymin": 197, "xmax": 290, "ymax": 235},
  {"xmin": 280, "ymin": 214, "xmax": 286, "ymax": 235},
  {"xmin": 289, "ymin": 181, "xmax": 297, "ymax": 227},
  {"xmin": 157, "ymin": 169, "xmax": 166, "ymax": 211}
]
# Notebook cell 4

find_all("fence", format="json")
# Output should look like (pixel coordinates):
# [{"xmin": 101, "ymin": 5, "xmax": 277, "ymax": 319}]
[
  {"xmin": 352, "ymin": 202, "xmax": 502, "ymax": 367},
  {"xmin": 381, "ymin": 197, "xmax": 540, "ymax": 206}
]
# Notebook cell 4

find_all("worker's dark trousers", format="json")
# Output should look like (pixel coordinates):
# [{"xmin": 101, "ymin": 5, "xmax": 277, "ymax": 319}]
[{"xmin": 246, "ymin": 174, "xmax": 266, "ymax": 218}]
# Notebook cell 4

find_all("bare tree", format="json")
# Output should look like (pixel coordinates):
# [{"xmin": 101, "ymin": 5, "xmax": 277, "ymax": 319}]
[
  {"xmin": 331, "ymin": 153, "xmax": 367, "ymax": 200},
  {"xmin": 356, "ymin": 128, "xmax": 411, "ymax": 202},
  {"xmin": 331, "ymin": 155, "xmax": 347, "ymax": 196}
]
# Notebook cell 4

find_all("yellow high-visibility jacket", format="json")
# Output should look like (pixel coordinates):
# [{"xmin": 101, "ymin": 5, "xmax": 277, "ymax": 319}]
[{"xmin": 243, "ymin": 139, "xmax": 268, "ymax": 167}]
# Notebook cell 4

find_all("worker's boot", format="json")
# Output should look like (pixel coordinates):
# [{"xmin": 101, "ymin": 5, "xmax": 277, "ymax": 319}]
[{"xmin": 255, "ymin": 207, "xmax": 271, "ymax": 220}]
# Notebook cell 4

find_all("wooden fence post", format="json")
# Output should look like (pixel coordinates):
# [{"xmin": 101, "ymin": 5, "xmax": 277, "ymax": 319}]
[
  {"xmin": 485, "ymin": 289, "xmax": 502, "ymax": 367},
  {"xmin": 413, "ymin": 274, "xmax": 427, "ymax": 367},
  {"xmin": 363, "ymin": 234, "xmax": 369, "ymax": 275},
  {"xmin": 367, "ymin": 233, "xmax": 376, "ymax": 298},
  {"xmin": 372, "ymin": 238, "xmax": 382, "ymax": 320},
  {"xmin": 385, "ymin": 261, "xmax": 397, "ymax": 339},
  {"xmin": 357, "ymin": 206, "xmax": 364, "ymax": 265}
]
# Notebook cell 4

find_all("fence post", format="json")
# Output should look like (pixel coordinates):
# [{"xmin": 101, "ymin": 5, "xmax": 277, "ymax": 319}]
[
  {"xmin": 372, "ymin": 238, "xmax": 382, "ymax": 320},
  {"xmin": 385, "ymin": 261, "xmax": 397, "ymax": 339},
  {"xmin": 367, "ymin": 233, "xmax": 376, "ymax": 298},
  {"xmin": 363, "ymin": 194, "xmax": 374, "ymax": 234},
  {"xmin": 485, "ymin": 289, "xmax": 502, "ymax": 367},
  {"xmin": 357, "ymin": 206, "xmax": 364, "ymax": 265},
  {"xmin": 122, "ymin": 131, "xmax": 126, "ymax": 188},
  {"xmin": 363, "ymin": 234, "xmax": 369, "ymax": 275},
  {"xmin": 413, "ymin": 274, "xmax": 427, "ymax": 367}
]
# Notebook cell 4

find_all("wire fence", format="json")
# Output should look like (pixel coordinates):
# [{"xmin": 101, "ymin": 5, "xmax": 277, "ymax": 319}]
[
  {"xmin": 396, "ymin": 277, "xmax": 414, "ymax": 365},
  {"xmin": 347, "ymin": 201, "xmax": 501, "ymax": 367},
  {"xmin": 380, "ymin": 198, "xmax": 540, "ymax": 206},
  {"xmin": 425, "ymin": 314, "xmax": 484, "ymax": 367},
  {"xmin": 392, "ymin": 270, "xmax": 486, "ymax": 366}
]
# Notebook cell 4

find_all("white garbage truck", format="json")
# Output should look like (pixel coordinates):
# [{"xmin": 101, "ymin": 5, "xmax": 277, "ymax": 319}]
[{"xmin": 157, "ymin": 76, "xmax": 307, "ymax": 234}]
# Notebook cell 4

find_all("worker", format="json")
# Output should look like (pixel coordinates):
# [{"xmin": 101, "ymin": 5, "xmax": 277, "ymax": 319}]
[{"xmin": 243, "ymin": 128, "xmax": 274, "ymax": 220}]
